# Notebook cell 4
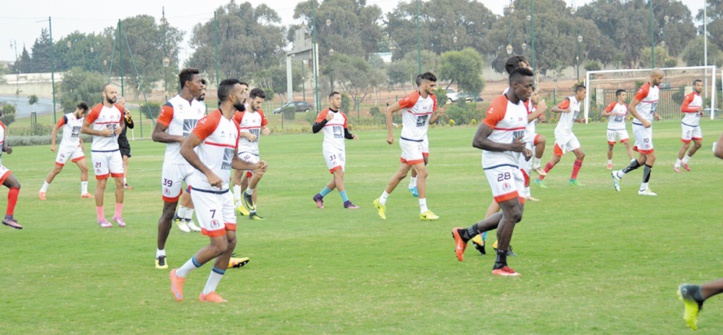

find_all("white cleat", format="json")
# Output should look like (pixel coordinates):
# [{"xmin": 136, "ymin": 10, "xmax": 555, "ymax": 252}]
[
  {"xmin": 638, "ymin": 188, "xmax": 657, "ymax": 196},
  {"xmin": 186, "ymin": 220, "xmax": 201, "ymax": 232},
  {"xmin": 175, "ymin": 218, "xmax": 190, "ymax": 233},
  {"xmin": 611, "ymin": 171, "xmax": 621, "ymax": 192}
]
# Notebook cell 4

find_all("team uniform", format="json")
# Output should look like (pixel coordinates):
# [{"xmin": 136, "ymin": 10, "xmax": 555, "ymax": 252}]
[
  {"xmin": 680, "ymin": 91, "xmax": 703, "ymax": 143},
  {"xmin": 553, "ymin": 96, "xmax": 582, "ymax": 156},
  {"xmin": 186, "ymin": 110, "xmax": 240, "ymax": 237},
  {"xmin": 54, "ymin": 113, "xmax": 86, "ymax": 166},
  {"xmin": 315, "ymin": 109, "xmax": 351, "ymax": 172},
  {"xmin": 631, "ymin": 83, "xmax": 659, "ymax": 154},
  {"xmin": 604, "ymin": 102, "xmax": 630, "ymax": 145},
  {"xmin": 0, "ymin": 122, "xmax": 11, "ymax": 185},
  {"xmin": 86, "ymin": 103, "xmax": 124, "ymax": 179},
  {"xmin": 157, "ymin": 95, "xmax": 206, "ymax": 202},
  {"xmin": 233, "ymin": 109, "xmax": 268, "ymax": 166},
  {"xmin": 397, "ymin": 91, "xmax": 437, "ymax": 165}
]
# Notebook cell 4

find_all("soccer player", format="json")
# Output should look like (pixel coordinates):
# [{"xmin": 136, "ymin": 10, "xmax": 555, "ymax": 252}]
[
  {"xmin": 0, "ymin": 113, "xmax": 21, "ymax": 229},
  {"xmin": 373, "ymin": 72, "xmax": 443, "ymax": 221},
  {"xmin": 611, "ymin": 69, "xmax": 664, "ymax": 196},
  {"xmin": 38, "ymin": 102, "xmax": 94, "ymax": 200},
  {"xmin": 601, "ymin": 89, "xmax": 635, "ymax": 169},
  {"xmin": 232, "ymin": 88, "xmax": 270, "ymax": 220},
  {"xmin": 534, "ymin": 85, "xmax": 587, "ymax": 187},
  {"xmin": 451, "ymin": 67, "xmax": 534, "ymax": 276},
  {"xmin": 170, "ymin": 78, "xmax": 267, "ymax": 303},
  {"xmin": 116, "ymin": 97, "xmax": 135, "ymax": 189},
  {"xmin": 152, "ymin": 68, "xmax": 206, "ymax": 268},
  {"xmin": 674, "ymin": 79, "xmax": 704, "ymax": 172},
  {"xmin": 81, "ymin": 84, "xmax": 126, "ymax": 228},
  {"xmin": 407, "ymin": 74, "xmax": 428, "ymax": 198},
  {"xmin": 311, "ymin": 91, "xmax": 360, "ymax": 209}
]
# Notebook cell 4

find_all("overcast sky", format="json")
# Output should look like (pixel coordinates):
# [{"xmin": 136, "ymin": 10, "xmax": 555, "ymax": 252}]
[{"xmin": 0, "ymin": 0, "xmax": 704, "ymax": 63}]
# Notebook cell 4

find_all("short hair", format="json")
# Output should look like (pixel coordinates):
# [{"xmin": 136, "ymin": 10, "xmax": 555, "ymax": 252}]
[
  {"xmin": 200, "ymin": 78, "xmax": 207, "ymax": 85},
  {"xmin": 178, "ymin": 68, "xmax": 200, "ymax": 89},
  {"xmin": 329, "ymin": 91, "xmax": 340, "ymax": 99},
  {"xmin": 415, "ymin": 74, "xmax": 423, "ymax": 86},
  {"xmin": 102, "ymin": 83, "xmax": 114, "ymax": 93},
  {"xmin": 615, "ymin": 89, "xmax": 626, "ymax": 97},
  {"xmin": 693, "ymin": 79, "xmax": 703, "ymax": 85},
  {"xmin": 76, "ymin": 102, "xmax": 89, "ymax": 111},
  {"xmin": 505, "ymin": 55, "xmax": 528, "ymax": 74},
  {"xmin": 218, "ymin": 78, "xmax": 242, "ymax": 103},
  {"xmin": 239, "ymin": 81, "xmax": 249, "ymax": 88},
  {"xmin": 249, "ymin": 88, "xmax": 266, "ymax": 100},
  {"xmin": 508, "ymin": 67, "xmax": 534, "ymax": 85},
  {"xmin": 419, "ymin": 72, "xmax": 437, "ymax": 83},
  {"xmin": 575, "ymin": 85, "xmax": 587, "ymax": 93}
]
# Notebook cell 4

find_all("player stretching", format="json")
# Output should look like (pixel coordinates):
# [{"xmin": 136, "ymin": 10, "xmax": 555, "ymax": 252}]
[
  {"xmin": 611, "ymin": 69, "xmax": 664, "ymax": 196},
  {"xmin": 674, "ymin": 79, "xmax": 704, "ymax": 172},
  {"xmin": 170, "ymin": 78, "xmax": 266, "ymax": 303},
  {"xmin": 312, "ymin": 91, "xmax": 360, "ymax": 209},
  {"xmin": 152, "ymin": 68, "xmax": 206, "ymax": 268},
  {"xmin": 451, "ymin": 67, "xmax": 534, "ymax": 276},
  {"xmin": 81, "ymin": 84, "xmax": 126, "ymax": 228},
  {"xmin": 38, "ymin": 102, "xmax": 94, "ymax": 200},
  {"xmin": 0, "ymin": 114, "xmax": 21, "ymax": 229},
  {"xmin": 601, "ymin": 89, "xmax": 634, "ymax": 169},
  {"xmin": 373, "ymin": 72, "xmax": 443, "ymax": 221},
  {"xmin": 534, "ymin": 85, "xmax": 587, "ymax": 187}
]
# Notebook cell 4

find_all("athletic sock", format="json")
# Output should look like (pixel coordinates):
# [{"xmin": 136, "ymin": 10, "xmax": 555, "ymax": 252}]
[
  {"xmin": 156, "ymin": 249, "xmax": 166, "ymax": 258},
  {"xmin": 408, "ymin": 176, "xmax": 417, "ymax": 188},
  {"xmin": 114, "ymin": 203, "xmax": 123, "ymax": 218},
  {"xmin": 419, "ymin": 198, "xmax": 428, "ymax": 213},
  {"xmin": 184, "ymin": 208, "xmax": 194, "ymax": 221},
  {"xmin": 462, "ymin": 224, "xmax": 480, "ymax": 241},
  {"xmin": 538, "ymin": 162, "xmax": 554, "ymax": 180},
  {"xmin": 687, "ymin": 285, "xmax": 705, "ymax": 302},
  {"xmin": 640, "ymin": 182, "xmax": 649, "ymax": 191},
  {"xmin": 319, "ymin": 186, "xmax": 332, "ymax": 197},
  {"xmin": 202, "ymin": 267, "xmax": 226, "ymax": 295},
  {"xmin": 379, "ymin": 191, "xmax": 389, "ymax": 205},
  {"xmin": 123, "ymin": 177, "xmax": 127, "ymax": 185},
  {"xmin": 571, "ymin": 159, "xmax": 583, "ymax": 180},
  {"xmin": 233, "ymin": 185, "xmax": 242, "ymax": 204},
  {"xmin": 96, "ymin": 206, "xmax": 105, "ymax": 221},
  {"xmin": 339, "ymin": 190, "xmax": 349, "ymax": 202},
  {"xmin": 642, "ymin": 164, "xmax": 653, "ymax": 184},
  {"xmin": 245, "ymin": 187, "xmax": 253, "ymax": 196},
  {"xmin": 177, "ymin": 206, "xmax": 187, "ymax": 220},
  {"xmin": 6, "ymin": 187, "xmax": 19, "ymax": 215},
  {"xmin": 481, "ymin": 231, "xmax": 488, "ymax": 242},
  {"xmin": 682, "ymin": 155, "xmax": 691, "ymax": 164},
  {"xmin": 40, "ymin": 181, "xmax": 49, "ymax": 192},
  {"xmin": 674, "ymin": 158, "xmax": 681, "ymax": 168},
  {"xmin": 621, "ymin": 159, "xmax": 641, "ymax": 175},
  {"xmin": 81, "ymin": 181, "xmax": 88, "ymax": 194},
  {"xmin": 493, "ymin": 249, "xmax": 507, "ymax": 269},
  {"xmin": 607, "ymin": 159, "xmax": 612, "ymax": 165},
  {"xmin": 176, "ymin": 256, "xmax": 202, "ymax": 278},
  {"xmin": 532, "ymin": 157, "xmax": 540, "ymax": 169}
]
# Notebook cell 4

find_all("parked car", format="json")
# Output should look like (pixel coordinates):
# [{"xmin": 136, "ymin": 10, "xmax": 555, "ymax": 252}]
[
  {"xmin": 448, "ymin": 91, "xmax": 483, "ymax": 103},
  {"xmin": 273, "ymin": 101, "xmax": 314, "ymax": 114}
]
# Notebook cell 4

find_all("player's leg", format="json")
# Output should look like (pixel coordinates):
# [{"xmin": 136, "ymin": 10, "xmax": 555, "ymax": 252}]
[
  {"xmin": 413, "ymin": 162, "xmax": 437, "ymax": 220},
  {"xmin": 1, "ymin": 170, "xmax": 22, "ymax": 229},
  {"xmin": 74, "ymin": 156, "xmax": 92, "ymax": 197},
  {"xmin": 535, "ymin": 144, "xmax": 561, "ymax": 186},
  {"xmin": 532, "ymin": 134, "xmax": 546, "ymax": 174},
  {"xmin": 675, "ymin": 141, "xmax": 690, "ymax": 172},
  {"xmin": 373, "ymin": 163, "xmax": 412, "ymax": 220},
  {"xmin": 314, "ymin": 148, "xmax": 339, "ymax": 208},
  {"xmin": 678, "ymin": 278, "xmax": 723, "ymax": 330},
  {"xmin": 569, "ymin": 143, "xmax": 585, "ymax": 186},
  {"xmin": 39, "ymin": 163, "xmax": 64, "ymax": 200},
  {"xmin": 179, "ymin": 191, "xmax": 200, "ymax": 232},
  {"xmin": 122, "ymin": 154, "xmax": 133, "ymax": 189},
  {"xmin": 471, "ymin": 200, "xmax": 501, "ymax": 255},
  {"xmin": 232, "ymin": 169, "xmax": 244, "ymax": 205},
  {"xmin": 201, "ymin": 195, "xmax": 236, "ymax": 302},
  {"xmin": 682, "ymin": 128, "xmax": 703, "ymax": 171},
  {"xmin": 108, "ymin": 152, "xmax": 125, "ymax": 225},
  {"xmin": 157, "ymin": 200, "xmax": 178, "ymax": 268},
  {"xmin": 606, "ymin": 130, "xmax": 616, "ymax": 169},
  {"xmin": 408, "ymin": 154, "xmax": 428, "ymax": 197},
  {"xmin": 244, "ymin": 157, "xmax": 265, "ymax": 219}
]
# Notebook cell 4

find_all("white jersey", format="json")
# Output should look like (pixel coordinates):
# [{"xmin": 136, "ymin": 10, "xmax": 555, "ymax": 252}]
[
  {"xmin": 157, "ymin": 95, "xmax": 206, "ymax": 164},
  {"xmin": 632, "ymin": 82, "xmax": 660, "ymax": 125},
  {"xmin": 604, "ymin": 102, "xmax": 628, "ymax": 131},
  {"xmin": 57, "ymin": 112, "xmax": 84, "ymax": 148},
  {"xmin": 526, "ymin": 106, "xmax": 538, "ymax": 135},
  {"xmin": 315, "ymin": 108, "xmax": 348, "ymax": 151},
  {"xmin": 86, "ymin": 103, "xmax": 122, "ymax": 152},
  {"xmin": 187, "ymin": 110, "xmax": 239, "ymax": 191},
  {"xmin": 481, "ymin": 94, "xmax": 527, "ymax": 169},
  {"xmin": 233, "ymin": 109, "xmax": 268, "ymax": 156},
  {"xmin": 0, "ymin": 122, "xmax": 5, "ymax": 165},
  {"xmin": 398, "ymin": 91, "xmax": 437, "ymax": 141},
  {"xmin": 681, "ymin": 92, "xmax": 703, "ymax": 127},
  {"xmin": 554, "ymin": 96, "xmax": 581, "ymax": 136}
]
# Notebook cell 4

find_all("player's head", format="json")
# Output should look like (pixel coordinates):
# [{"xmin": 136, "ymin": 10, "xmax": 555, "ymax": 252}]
[
  {"xmin": 693, "ymin": 79, "xmax": 703, "ymax": 93},
  {"xmin": 218, "ymin": 78, "xmax": 245, "ymax": 111},
  {"xmin": 75, "ymin": 101, "xmax": 90, "ymax": 117},
  {"xmin": 329, "ymin": 91, "xmax": 342, "ymax": 110},
  {"xmin": 179, "ymin": 68, "xmax": 202, "ymax": 97},
  {"xmin": 415, "ymin": 74, "xmax": 422, "ymax": 87},
  {"xmin": 248, "ymin": 88, "xmax": 266, "ymax": 112},
  {"xmin": 650, "ymin": 68, "xmax": 665, "ymax": 86},
  {"xmin": 505, "ymin": 55, "xmax": 531, "ymax": 74},
  {"xmin": 508, "ymin": 67, "xmax": 534, "ymax": 101},
  {"xmin": 615, "ymin": 89, "xmax": 627, "ymax": 102},
  {"xmin": 418, "ymin": 72, "xmax": 437, "ymax": 95},
  {"xmin": 530, "ymin": 86, "xmax": 540, "ymax": 104},
  {"xmin": 198, "ymin": 78, "xmax": 207, "ymax": 101},
  {"xmin": 102, "ymin": 83, "xmax": 117, "ymax": 105},
  {"xmin": 116, "ymin": 96, "xmax": 126, "ymax": 108},
  {"xmin": 238, "ymin": 81, "xmax": 249, "ymax": 103},
  {"xmin": 574, "ymin": 84, "xmax": 587, "ymax": 101}
]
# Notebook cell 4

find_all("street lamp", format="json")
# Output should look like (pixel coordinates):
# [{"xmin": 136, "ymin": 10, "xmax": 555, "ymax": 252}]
[
  {"xmin": 506, "ymin": 44, "xmax": 513, "ymax": 55},
  {"xmin": 576, "ymin": 35, "xmax": 583, "ymax": 81},
  {"xmin": 329, "ymin": 48, "xmax": 334, "ymax": 56},
  {"xmin": 522, "ymin": 42, "xmax": 527, "ymax": 52},
  {"xmin": 452, "ymin": 36, "xmax": 457, "ymax": 50},
  {"xmin": 163, "ymin": 57, "xmax": 170, "ymax": 100}
]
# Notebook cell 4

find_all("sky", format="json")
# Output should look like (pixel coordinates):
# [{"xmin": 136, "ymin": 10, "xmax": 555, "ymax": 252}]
[{"xmin": 0, "ymin": 0, "xmax": 705, "ymax": 63}]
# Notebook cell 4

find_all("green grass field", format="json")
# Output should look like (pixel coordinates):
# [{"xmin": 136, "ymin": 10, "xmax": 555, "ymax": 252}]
[{"xmin": 1, "ymin": 119, "xmax": 722, "ymax": 334}]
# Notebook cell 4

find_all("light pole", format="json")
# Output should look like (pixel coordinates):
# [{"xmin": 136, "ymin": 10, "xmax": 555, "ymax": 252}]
[
  {"xmin": 649, "ymin": 0, "xmax": 654, "ymax": 68},
  {"xmin": 506, "ymin": 44, "xmax": 513, "ymax": 55},
  {"xmin": 529, "ymin": 0, "xmax": 536, "ymax": 79},
  {"xmin": 576, "ymin": 35, "xmax": 583, "ymax": 82},
  {"xmin": 163, "ymin": 57, "xmax": 170, "ymax": 100}
]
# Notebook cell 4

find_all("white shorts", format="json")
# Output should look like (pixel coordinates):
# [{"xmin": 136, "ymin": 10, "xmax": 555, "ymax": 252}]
[
  {"xmin": 484, "ymin": 165, "xmax": 524, "ymax": 203},
  {"xmin": 190, "ymin": 188, "xmax": 236, "ymax": 237},
  {"xmin": 237, "ymin": 151, "xmax": 260, "ymax": 164},
  {"xmin": 523, "ymin": 132, "xmax": 540, "ymax": 146},
  {"xmin": 161, "ymin": 161, "xmax": 195, "ymax": 202},
  {"xmin": 632, "ymin": 124, "xmax": 654, "ymax": 154},
  {"xmin": 55, "ymin": 145, "xmax": 85, "ymax": 166},
  {"xmin": 323, "ymin": 146, "xmax": 345, "ymax": 173},
  {"xmin": 681, "ymin": 124, "xmax": 702, "ymax": 143},
  {"xmin": 606, "ymin": 129, "xmax": 630, "ymax": 145},
  {"xmin": 91, "ymin": 150, "xmax": 124, "ymax": 180},
  {"xmin": 400, "ymin": 138, "xmax": 424, "ymax": 165},
  {"xmin": 0, "ymin": 165, "xmax": 12, "ymax": 184},
  {"xmin": 553, "ymin": 133, "xmax": 581, "ymax": 156},
  {"xmin": 421, "ymin": 136, "xmax": 429, "ymax": 156}
]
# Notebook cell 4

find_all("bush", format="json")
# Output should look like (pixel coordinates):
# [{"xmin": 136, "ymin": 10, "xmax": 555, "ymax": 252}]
[
  {"xmin": 584, "ymin": 61, "xmax": 602, "ymax": 71},
  {"xmin": 304, "ymin": 110, "xmax": 318, "ymax": 126},
  {"xmin": 434, "ymin": 88, "xmax": 448, "ymax": 108},
  {"xmin": 0, "ymin": 103, "xmax": 17, "ymax": 126},
  {"xmin": 281, "ymin": 105, "xmax": 296, "ymax": 121},
  {"xmin": 141, "ymin": 102, "xmax": 161, "ymax": 121},
  {"xmin": 664, "ymin": 59, "xmax": 678, "ymax": 68},
  {"xmin": 369, "ymin": 106, "xmax": 380, "ymax": 116},
  {"xmin": 443, "ymin": 101, "xmax": 482, "ymax": 125}
]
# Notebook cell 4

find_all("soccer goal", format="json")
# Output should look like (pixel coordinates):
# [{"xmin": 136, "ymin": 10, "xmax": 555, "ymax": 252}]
[{"xmin": 584, "ymin": 65, "xmax": 718, "ymax": 122}]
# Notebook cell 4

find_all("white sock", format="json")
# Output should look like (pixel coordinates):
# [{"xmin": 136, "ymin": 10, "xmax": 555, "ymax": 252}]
[
  {"xmin": 40, "ymin": 181, "xmax": 50, "ymax": 192},
  {"xmin": 177, "ymin": 206, "xmax": 187, "ymax": 219},
  {"xmin": 176, "ymin": 257, "xmax": 201, "ymax": 278},
  {"xmin": 675, "ymin": 159, "xmax": 681, "ymax": 167},
  {"xmin": 524, "ymin": 186, "xmax": 531, "ymax": 197},
  {"xmin": 682, "ymin": 155, "xmax": 691, "ymax": 164},
  {"xmin": 123, "ymin": 177, "xmax": 127, "ymax": 185},
  {"xmin": 233, "ymin": 185, "xmax": 241, "ymax": 203},
  {"xmin": 608, "ymin": 159, "xmax": 612, "ymax": 165},
  {"xmin": 156, "ymin": 248, "xmax": 166, "ymax": 258},
  {"xmin": 408, "ymin": 176, "xmax": 417, "ymax": 188},
  {"xmin": 245, "ymin": 187, "xmax": 253, "ymax": 196},
  {"xmin": 81, "ymin": 181, "xmax": 88, "ymax": 194},
  {"xmin": 640, "ymin": 182, "xmax": 649, "ymax": 191},
  {"xmin": 202, "ymin": 268, "xmax": 225, "ymax": 295},
  {"xmin": 532, "ymin": 157, "xmax": 540, "ymax": 168},
  {"xmin": 184, "ymin": 208, "xmax": 194, "ymax": 221},
  {"xmin": 419, "ymin": 198, "xmax": 428, "ymax": 213},
  {"xmin": 379, "ymin": 191, "xmax": 389, "ymax": 205}
]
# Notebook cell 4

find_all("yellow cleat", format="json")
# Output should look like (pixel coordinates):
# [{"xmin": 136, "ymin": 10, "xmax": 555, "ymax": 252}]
[
  {"xmin": 420, "ymin": 210, "xmax": 439, "ymax": 221},
  {"xmin": 373, "ymin": 198, "xmax": 386, "ymax": 220},
  {"xmin": 678, "ymin": 284, "xmax": 702, "ymax": 330},
  {"xmin": 236, "ymin": 204, "xmax": 249, "ymax": 216},
  {"xmin": 228, "ymin": 256, "xmax": 250, "ymax": 268}
]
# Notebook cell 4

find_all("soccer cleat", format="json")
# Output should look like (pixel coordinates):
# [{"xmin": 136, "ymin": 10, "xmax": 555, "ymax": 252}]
[
  {"xmin": 525, "ymin": 195, "xmax": 540, "ymax": 202},
  {"xmin": 681, "ymin": 162, "xmax": 691, "ymax": 172},
  {"xmin": 678, "ymin": 284, "xmax": 704, "ymax": 330},
  {"xmin": 312, "ymin": 194, "xmax": 324, "ymax": 209},
  {"xmin": 98, "ymin": 219, "xmax": 112, "ymax": 228},
  {"xmin": 249, "ymin": 213, "xmax": 265, "ymax": 220},
  {"xmin": 638, "ymin": 188, "xmax": 657, "ymax": 196},
  {"xmin": 607, "ymin": 163, "xmax": 613, "ymax": 170},
  {"xmin": 451, "ymin": 228, "xmax": 468, "ymax": 261},
  {"xmin": 38, "ymin": 191, "xmax": 46, "ymax": 200},
  {"xmin": 373, "ymin": 198, "xmax": 386, "ymax": 220},
  {"xmin": 568, "ymin": 179, "xmax": 585, "ymax": 187},
  {"xmin": 112, "ymin": 216, "xmax": 126, "ymax": 228},
  {"xmin": 174, "ymin": 217, "xmax": 190, "ymax": 233},
  {"xmin": 229, "ymin": 255, "xmax": 250, "ymax": 268},
  {"xmin": 186, "ymin": 220, "xmax": 201, "ymax": 232},
  {"xmin": 236, "ymin": 204, "xmax": 249, "ymax": 216},
  {"xmin": 155, "ymin": 255, "xmax": 168, "ymax": 269},
  {"xmin": 408, "ymin": 186, "xmax": 419, "ymax": 197},
  {"xmin": 492, "ymin": 240, "xmax": 518, "ymax": 256},
  {"xmin": 492, "ymin": 266, "xmax": 521, "ymax": 277},
  {"xmin": 80, "ymin": 193, "xmax": 94, "ymax": 199},
  {"xmin": 611, "ymin": 171, "xmax": 621, "ymax": 192},
  {"xmin": 169, "ymin": 269, "xmax": 185, "ymax": 301},
  {"xmin": 2, "ymin": 217, "xmax": 23, "ymax": 229},
  {"xmin": 471, "ymin": 235, "xmax": 486, "ymax": 255},
  {"xmin": 242, "ymin": 192, "xmax": 256, "ymax": 212},
  {"xmin": 673, "ymin": 165, "xmax": 681, "ymax": 173},
  {"xmin": 343, "ymin": 201, "xmax": 360, "ymax": 209},
  {"xmin": 533, "ymin": 179, "xmax": 547, "ymax": 188},
  {"xmin": 420, "ymin": 210, "xmax": 439, "ymax": 221},
  {"xmin": 533, "ymin": 166, "xmax": 547, "ymax": 176},
  {"xmin": 123, "ymin": 184, "xmax": 134, "ymax": 190},
  {"xmin": 199, "ymin": 291, "xmax": 227, "ymax": 303}
]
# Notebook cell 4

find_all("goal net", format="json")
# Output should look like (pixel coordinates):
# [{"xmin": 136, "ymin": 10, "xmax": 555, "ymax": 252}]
[{"xmin": 584, "ymin": 66, "xmax": 718, "ymax": 122}]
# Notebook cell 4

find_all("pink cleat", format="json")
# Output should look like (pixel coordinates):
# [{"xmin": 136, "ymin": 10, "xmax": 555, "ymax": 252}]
[
  {"xmin": 38, "ymin": 191, "xmax": 46, "ymax": 200},
  {"xmin": 112, "ymin": 216, "xmax": 126, "ymax": 228},
  {"xmin": 2, "ymin": 216, "xmax": 23, "ymax": 229},
  {"xmin": 681, "ymin": 163, "xmax": 691, "ymax": 172},
  {"xmin": 98, "ymin": 219, "xmax": 112, "ymax": 228}
]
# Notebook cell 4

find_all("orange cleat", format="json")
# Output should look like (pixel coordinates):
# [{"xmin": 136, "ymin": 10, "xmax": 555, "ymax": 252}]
[
  {"xmin": 199, "ymin": 291, "xmax": 227, "ymax": 303},
  {"xmin": 170, "ymin": 269, "xmax": 185, "ymax": 301},
  {"xmin": 492, "ymin": 266, "xmax": 521, "ymax": 277},
  {"xmin": 38, "ymin": 191, "xmax": 46, "ymax": 200},
  {"xmin": 451, "ymin": 228, "xmax": 468, "ymax": 262},
  {"xmin": 81, "ymin": 193, "xmax": 95, "ymax": 199}
]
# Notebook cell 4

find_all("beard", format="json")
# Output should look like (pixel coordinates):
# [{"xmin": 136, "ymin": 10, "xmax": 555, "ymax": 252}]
[
  {"xmin": 106, "ymin": 96, "xmax": 117, "ymax": 104},
  {"xmin": 233, "ymin": 101, "xmax": 245, "ymax": 111}
]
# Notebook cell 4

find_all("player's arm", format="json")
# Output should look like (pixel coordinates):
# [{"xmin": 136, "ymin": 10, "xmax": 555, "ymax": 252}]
[
  {"xmin": 50, "ymin": 118, "xmax": 63, "ymax": 151},
  {"xmin": 550, "ymin": 99, "xmax": 570, "ymax": 114},
  {"xmin": 312, "ymin": 110, "xmax": 331, "ymax": 134},
  {"xmin": 180, "ymin": 133, "xmax": 222, "ymax": 187},
  {"xmin": 152, "ymin": 105, "xmax": 183, "ymax": 143},
  {"xmin": 429, "ymin": 107, "xmax": 444, "ymax": 124},
  {"xmin": 81, "ymin": 119, "xmax": 112, "ymax": 137},
  {"xmin": 528, "ymin": 101, "xmax": 547, "ymax": 122},
  {"xmin": 601, "ymin": 102, "xmax": 615, "ymax": 117},
  {"xmin": 344, "ymin": 128, "xmax": 358, "ymax": 140},
  {"xmin": 472, "ymin": 123, "xmax": 525, "ymax": 153},
  {"xmin": 385, "ymin": 102, "xmax": 402, "ymax": 144},
  {"xmin": 240, "ymin": 131, "xmax": 257, "ymax": 142},
  {"xmin": 626, "ymin": 98, "xmax": 650, "ymax": 128},
  {"xmin": 2, "ymin": 135, "xmax": 10, "ymax": 154},
  {"xmin": 681, "ymin": 94, "xmax": 701, "ymax": 113}
]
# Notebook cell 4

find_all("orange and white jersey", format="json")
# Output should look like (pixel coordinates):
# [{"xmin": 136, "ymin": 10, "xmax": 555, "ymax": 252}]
[
  {"xmin": 57, "ymin": 112, "xmax": 84, "ymax": 148},
  {"xmin": 233, "ymin": 109, "xmax": 268, "ymax": 156},
  {"xmin": 0, "ymin": 122, "xmax": 5, "ymax": 164},
  {"xmin": 481, "ymin": 94, "xmax": 527, "ymax": 169},
  {"xmin": 681, "ymin": 92, "xmax": 703, "ymax": 126},
  {"xmin": 525, "ymin": 105, "xmax": 538, "ymax": 135},
  {"xmin": 554, "ymin": 96, "xmax": 581, "ymax": 136},
  {"xmin": 398, "ymin": 91, "xmax": 437, "ymax": 141},
  {"xmin": 316, "ymin": 108, "xmax": 348, "ymax": 150},
  {"xmin": 187, "ymin": 110, "xmax": 239, "ymax": 191},
  {"xmin": 157, "ymin": 95, "xmax": 206, "ymax": 164},
  {"xmin": 605, "ymin": 102, "xmax": 628, "ymax": 130},
  {"xmin": 86, "ymin": 103, "xmax": 122, "ymax": 152},
  {"xmin": 632, "ymin": 82, "xmax": 660, "ymax": 125}
]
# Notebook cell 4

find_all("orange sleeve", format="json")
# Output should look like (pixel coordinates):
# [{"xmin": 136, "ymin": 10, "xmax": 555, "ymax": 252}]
[
  {"xmin": 233, "ymin": 111, "xmax": 244, "ymax": 124},
  {"xmin": 633, "ymin": 83, "xmax": 650, "ymax": 102},
  {"xmin": 341, "ymin": 112, "xmax": 348, "ymax": 128},
  {"xmin": 258, "ymin": 110, "xmax": 268, "ymax": 126},
  {"xmin": 56, "ymin": 116, "xmax": 67, "ymax": 127},
  {"xmin": 431, "ymin": 94, "xmax": 438, "ymax": 111},
  {"xmin": 604, "ymin": 102, "xmax": 616, "ymax": 113},
  {"xmin": 681, "ymin": 93, "xmax": 697, "ymax": 113},
  {"xmin": 157, "ymin": 103, "xmax": 174, "ymax": 127},
  {"xmin": 85, "ymin": 104, "xmax": 103, "ymax": 124},
  {"xmin": 482, "ymin": 96, "xmax": 508, "ymax": 128},
  {"xmin": 192, "ymin": 111, "xmax": 221, "ymax": 141},
  {"xmin": 315, "ymin": 109, "xmax": 329, "ymax": 122},
  {"xmin": 556, "ymin": 98, "xmax": 570, "ymax": 110},
  {"xmin": 398, "ymin": 91, "xmax": 420, "ymax": 109}
]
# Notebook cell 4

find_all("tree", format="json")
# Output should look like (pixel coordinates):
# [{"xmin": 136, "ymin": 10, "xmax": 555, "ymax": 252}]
[
  {"xmin": 30, "ymin": 28, "xmax": 53, "ymax": 73},
  {"xmin": 0, "ymin": 103, "xmax": 17, "ymax": 126},
  {"xmin": 438, "ymin": 48, "xmax": 484, "ymax": 94},
  {"xmin": 695, "ymin": 0, "xmax": 723, "ymax": 52},
  {"xmin": 323, "ymin": 53, "xmax": 386, "ymax": 112},
  {"xmin": 55, "ymin": 32, "xmax": 111, "ymax": 73},
  {"xmin": 58, "ymin": 68, "xmax": 106, "ymax": 114},
  {"xmin": 253, "ymin": 62, "xmax": 304, "ymax": 102},
  {"xmin": 681, "ymin": 37, "xmax": 722, "ymax": 67},
  {"xmin": 639, "ymin": 46, "xmax": 670, "ymax": 68},
  {"xmin": 12, "ymin": 47, "xmax": 32, "ymax": 74}
]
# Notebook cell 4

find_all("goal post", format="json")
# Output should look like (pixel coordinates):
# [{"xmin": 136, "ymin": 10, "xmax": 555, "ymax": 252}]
[{"xmin": 584, "ymin": 65, "xmax": 717, "ymax": 123}]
